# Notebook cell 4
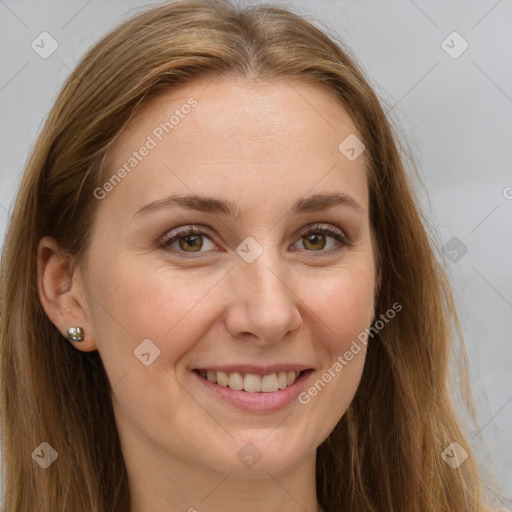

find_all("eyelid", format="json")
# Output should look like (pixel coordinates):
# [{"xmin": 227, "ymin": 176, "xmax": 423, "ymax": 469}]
[
  {"xmin": 160, "ymin": 224, "xmax": 215, "ymax": 243},
  {"xmin": 158, "ymin": 222, "xmax": 352, "ymax": 259}
]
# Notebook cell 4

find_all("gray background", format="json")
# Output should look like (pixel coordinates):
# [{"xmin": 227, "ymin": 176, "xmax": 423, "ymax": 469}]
[{"xmin": 1, "ymin": 0, "xmax": 510, "ymax": 507}]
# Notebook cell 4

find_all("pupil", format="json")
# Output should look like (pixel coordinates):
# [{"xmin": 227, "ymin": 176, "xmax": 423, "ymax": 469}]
[
  {"xmin": 180, "ymin": 234, "xmax": 203, "ymax": 252},
  {"xmin": 305, "ymin": 233, "xmax": 325, "ymax": 250}
]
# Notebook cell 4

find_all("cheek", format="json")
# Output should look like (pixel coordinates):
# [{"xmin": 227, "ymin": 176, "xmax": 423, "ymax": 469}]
[
  {"xmin": 84, "ymin": 259, "xmax": 219, "ymax": 427},
  {"xmin": 294, "ymin": 263, "xmax": 374, "ymax": 412},
  {"xmin": 302, "ymin": 263, "xmax": 375, "ymax": 351},
  {"xmin": 88, "ymin": 260, "xmax": 218, "ymax": 362}
]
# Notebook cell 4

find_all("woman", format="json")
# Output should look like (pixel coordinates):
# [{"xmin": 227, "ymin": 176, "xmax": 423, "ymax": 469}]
[{"xmin": 0, "ymin": 0, "xmax": 492, "ymax": 510}]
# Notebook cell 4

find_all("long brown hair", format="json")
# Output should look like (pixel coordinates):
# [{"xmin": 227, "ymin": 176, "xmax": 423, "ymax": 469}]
[{"xmin": 0, "ymin": 1, "xmax": 488, "ymax": 510}]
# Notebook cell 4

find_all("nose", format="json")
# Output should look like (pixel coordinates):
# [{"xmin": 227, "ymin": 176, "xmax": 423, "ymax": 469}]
[{"xmin": 223, "ymin": 245, "xmax": 303, "ymax": 346}]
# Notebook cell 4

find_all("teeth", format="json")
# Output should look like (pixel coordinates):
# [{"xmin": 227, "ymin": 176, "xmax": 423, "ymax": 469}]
[
  {"xmin": 228, "ymin": 372, "xmax": 244, "ymax": 391},
  {"xmin": 243, "ymin": 373, "xmax": 261, "ymax": 393},
  {"xmin": 261, "ymin": 373, "xmax": 278, "ymax": 392},
  {"xmin": 217, "ymin": 371, "xmax": 229, "ymax": 387},
  {"xmin": 199, "ymin": 369, "xmax": 302, "ymax": 393},
  {"xmin": 277, "ymin": 371, "xmax": 288, "ymax": 389}
]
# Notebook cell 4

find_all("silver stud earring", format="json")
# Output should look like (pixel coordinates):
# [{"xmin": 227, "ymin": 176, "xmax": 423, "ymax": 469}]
[{"xmin": 66, "ymin": 326, "xmax": 84, "ymax": 342}]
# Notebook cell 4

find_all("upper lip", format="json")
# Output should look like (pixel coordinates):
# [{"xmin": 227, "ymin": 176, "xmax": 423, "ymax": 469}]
[{"xmin": 192, "ymin": 364, "xmax": 313, "ymax": 375}]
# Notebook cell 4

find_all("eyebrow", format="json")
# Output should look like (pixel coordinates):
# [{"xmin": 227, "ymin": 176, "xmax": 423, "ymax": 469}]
[{"xmin": 133, "ymin": 192, "xmax": 364, "ymax": 219}]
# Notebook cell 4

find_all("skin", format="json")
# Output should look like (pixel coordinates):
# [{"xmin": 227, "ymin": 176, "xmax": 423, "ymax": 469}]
[{"xmin": 38, "ymin": 75, "xmax": 378, "ymax": 512}]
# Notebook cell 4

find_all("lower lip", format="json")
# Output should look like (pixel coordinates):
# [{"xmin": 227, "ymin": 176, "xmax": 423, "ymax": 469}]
[{"xmin": 192, "ymin": 370, "xmax": 314, "ymax": 413}]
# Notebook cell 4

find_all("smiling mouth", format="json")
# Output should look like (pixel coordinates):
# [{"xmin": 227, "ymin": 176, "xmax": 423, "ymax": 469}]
[{"xmin": 194, "ymin": 369, "xmax": 306, "ymax": 393}]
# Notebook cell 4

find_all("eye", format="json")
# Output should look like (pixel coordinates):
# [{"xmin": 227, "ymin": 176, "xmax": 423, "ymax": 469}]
[
  {"xmin": 291, "ymin": 223, "xmax": 351, "ymax": 256},
  {"xmin": 159, "ymin": 225, "xmax": 217, "ymax": 259},
  {"xmin": 159, "ymin": 223, "xmax": 351, "ymax": 259}
]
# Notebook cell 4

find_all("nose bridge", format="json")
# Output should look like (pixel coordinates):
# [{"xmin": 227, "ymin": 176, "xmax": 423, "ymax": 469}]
[{"xmin": 227, "ymin": 237, "xmax": 302, "ymax": 343}]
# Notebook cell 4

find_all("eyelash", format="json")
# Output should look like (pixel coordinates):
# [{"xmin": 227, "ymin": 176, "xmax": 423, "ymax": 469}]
[{"xmin": 158, "ymin": 223, "xmax": 352, "ymax": 260}]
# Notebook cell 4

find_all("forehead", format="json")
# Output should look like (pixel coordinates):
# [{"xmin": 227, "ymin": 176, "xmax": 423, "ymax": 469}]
[{"xmin": 100, "ymin": 76, "xmax": 369, "ymax": 218}]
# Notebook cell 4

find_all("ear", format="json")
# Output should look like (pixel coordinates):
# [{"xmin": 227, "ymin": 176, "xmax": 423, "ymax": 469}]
[{"xmin": 37, "ymin": 236, "xmax": 97, "ymax": 352}]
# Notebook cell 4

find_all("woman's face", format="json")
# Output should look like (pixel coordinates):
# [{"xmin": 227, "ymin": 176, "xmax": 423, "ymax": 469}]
[{"xmin": 79, "ymin": 76, "xmax": 376, "ymax": 477}]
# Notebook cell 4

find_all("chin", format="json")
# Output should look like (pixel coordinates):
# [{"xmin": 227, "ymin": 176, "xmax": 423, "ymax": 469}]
[{"xmin": 209, "ymin": 423, "xmax": 321, "ymax": 477}]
